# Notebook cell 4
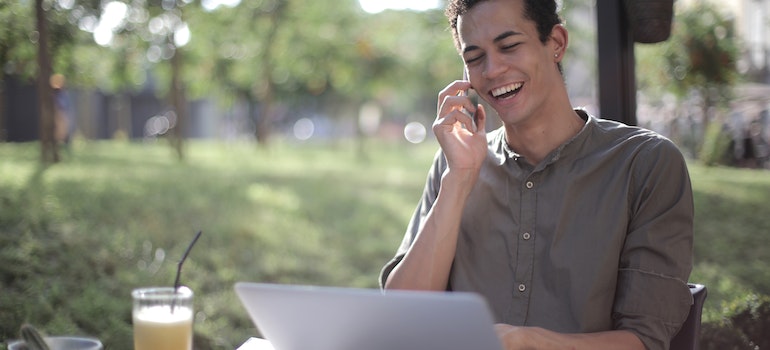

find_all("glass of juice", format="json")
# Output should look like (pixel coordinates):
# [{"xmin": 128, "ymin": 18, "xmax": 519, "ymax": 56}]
[{"xmin": 132, "ymin": 286, "xmax": 194, "ymax": 350}]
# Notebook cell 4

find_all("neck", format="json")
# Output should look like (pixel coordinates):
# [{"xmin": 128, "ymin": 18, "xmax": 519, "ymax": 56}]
[{"xmin": 504, "ymin": 108, "xmax": 584, "ymax": 165}]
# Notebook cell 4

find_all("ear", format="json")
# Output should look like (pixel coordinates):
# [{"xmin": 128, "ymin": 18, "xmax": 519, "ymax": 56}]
[{"xmin": 549, "ymin": 24, "xmax": 569, "ymax": 61}]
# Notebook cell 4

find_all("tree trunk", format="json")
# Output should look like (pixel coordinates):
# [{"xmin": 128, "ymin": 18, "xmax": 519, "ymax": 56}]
[
  {"xmin": 694, "ymin": 87, "xmax": 715, "ymax": 159},
  {"xmin": 35, "ymin": 0, "xmax": 59, "ymax": 163},
  {"xmin": 701, "ymin": 89, "xmax": 713, "ymax": 144},
  {"xmin": 0, "ymin": 78, "xmax": 6, "ymax": 142},
  {"xmin": 170, "ymin": 42, "xmax": 186, "ymax": 160},
  {"xmin": 254, "ymin": 1, "xmax": 286, "ymax": 147},
  {"xmin": 256, "ymin": 89, "xmax": 273, "ymax": 146}
]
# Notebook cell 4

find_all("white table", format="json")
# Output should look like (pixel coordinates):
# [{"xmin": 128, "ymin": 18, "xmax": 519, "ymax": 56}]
[{"xmin": 238, "ymin": 337, "xmax": 275, "ymax": 350}]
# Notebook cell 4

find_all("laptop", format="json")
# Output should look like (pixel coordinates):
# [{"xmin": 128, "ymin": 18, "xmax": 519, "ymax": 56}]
[{"xmin": 234, "ymin": 282, "xmax": 503, "ymax": 350}]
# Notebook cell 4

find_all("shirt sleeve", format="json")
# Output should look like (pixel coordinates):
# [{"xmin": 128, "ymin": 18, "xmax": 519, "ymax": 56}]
[
  {"xmin": 379, "ymin": 149, "xmax": 447, "ymax": 289},
  {"xmin": 612, "ymin": 137, "xmax": 695, "ymax": 350}
]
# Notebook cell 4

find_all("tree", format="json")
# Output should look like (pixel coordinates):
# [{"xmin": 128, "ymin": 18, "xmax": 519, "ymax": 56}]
[
  {"xmin": 158, "ymin": 1, "xmax": 192, "ymax": 160},
  {"xmin": 186, "ymin": 0, "xmax": 368, "ymax": 146},
  {"xmin": 35, "ymin": 0, "xmax": 58, "ymax": 163},
  {"xmin": 3, "ymin": 0, "xmax": 477, "ymax": 149},
  {"xmin": 637, "ymin": 0, "xmax": 740, "ymax": 158},
  {"xmin": 1, "ymin": 0, "xmax": 102, "ymax": 157},
  {"xmin": 3, "ymin": 0, "xmax": 73, "ymax": 161},
  {"xmin": 34, "ymin": 0, "xmax": 91, "ymax": 162},
  {"xmin": 669, "ymin": 1, "xmax": 739, "ymax": 128}
]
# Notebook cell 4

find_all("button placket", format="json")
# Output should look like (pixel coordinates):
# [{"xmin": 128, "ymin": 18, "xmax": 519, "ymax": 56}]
[{"xmin": 511, "ymin": 173, "xmax": 537, "ymax": 322}]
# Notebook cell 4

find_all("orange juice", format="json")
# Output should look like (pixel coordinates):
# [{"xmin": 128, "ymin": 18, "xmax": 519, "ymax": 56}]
[{"xmin": 133, "ymin": 305, "xmax": 193, "ymax": 350}]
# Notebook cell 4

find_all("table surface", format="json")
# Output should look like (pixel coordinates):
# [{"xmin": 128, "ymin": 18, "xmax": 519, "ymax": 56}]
[{"xmin": 238, "ymin": 337, "xmax": 275, "ymax": 350}]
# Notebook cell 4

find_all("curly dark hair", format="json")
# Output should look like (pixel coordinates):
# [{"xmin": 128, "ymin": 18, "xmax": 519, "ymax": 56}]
[{"xmin": 445, "ymin": 0, "xmax": 563, "ymax": 50}]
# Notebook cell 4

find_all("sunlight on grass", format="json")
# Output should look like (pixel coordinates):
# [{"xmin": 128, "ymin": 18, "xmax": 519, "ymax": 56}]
[
  {"xmin": 246, "ymin": 183, "xmax": 301, "ymax": 212},
  {"xmin": 1, "ymin": 141, "xmax": 768, "ymax": 349}
]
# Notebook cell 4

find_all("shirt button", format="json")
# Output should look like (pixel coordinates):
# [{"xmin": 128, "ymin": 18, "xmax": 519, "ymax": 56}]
[
  {"xmin": 525, "ymin": 181, "xmax": 534, "ymax": 189},
  {"xmin": 518, "ymin": 284, "xmax": 526, "ymax": 292},
  {"xmin": 522, "ymin": 232, "xmax": 531, "ymax": 240}
]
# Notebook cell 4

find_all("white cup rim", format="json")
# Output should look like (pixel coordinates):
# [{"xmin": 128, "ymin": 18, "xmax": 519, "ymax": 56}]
[
  {"xmin": 132, "ymin": 286, "xmax": 193, "ymax": 299},
  {"xmin": 7, "ymin": 335, "xmax": 103, "ymax": 350}
]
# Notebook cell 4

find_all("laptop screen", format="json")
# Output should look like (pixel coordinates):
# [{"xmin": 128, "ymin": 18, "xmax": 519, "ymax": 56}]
[{"xmin": 235, "ymin": 282, "xmax": 503, "ymax": 350}]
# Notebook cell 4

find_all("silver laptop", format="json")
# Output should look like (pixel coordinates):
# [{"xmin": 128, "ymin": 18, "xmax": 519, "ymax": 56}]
[{"xmin": 234, "ymin": 282, "xmax": 503, "ymax": 350}]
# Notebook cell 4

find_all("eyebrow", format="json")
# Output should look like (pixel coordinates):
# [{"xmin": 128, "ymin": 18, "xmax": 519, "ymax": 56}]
[{"xmin": 462, "ymin": 30, "xmax": 523, "ymax": 54}]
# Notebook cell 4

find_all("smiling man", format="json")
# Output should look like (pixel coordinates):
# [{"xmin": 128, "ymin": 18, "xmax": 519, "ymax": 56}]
[{"xmin": 379, "ymin": 0, "xmax": 694, "ymax": 349}]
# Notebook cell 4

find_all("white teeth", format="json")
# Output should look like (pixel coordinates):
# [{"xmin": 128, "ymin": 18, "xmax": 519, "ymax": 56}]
[{"xmin": 492, "ymin": 83, "xmax": 523, "ymax": 97}]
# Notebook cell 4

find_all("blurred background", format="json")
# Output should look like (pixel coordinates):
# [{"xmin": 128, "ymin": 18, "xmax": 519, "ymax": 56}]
[
  {"xmin": 1, "ymin": 0, "xmax": 769, "ymax": 349},
  {"xmin": 1, "ymin": 0, "xmax": 768, "ymax": 165}
]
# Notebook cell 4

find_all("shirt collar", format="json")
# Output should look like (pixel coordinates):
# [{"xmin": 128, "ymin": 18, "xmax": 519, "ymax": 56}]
[{"xmin": 491, "ymin": 108, "xmax": 592, "ymax": 167}]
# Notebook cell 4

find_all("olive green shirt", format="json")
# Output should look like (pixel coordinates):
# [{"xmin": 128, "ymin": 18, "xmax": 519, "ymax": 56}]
[{"xmin": 380, "ymin": 111, "xmax": 694, "ymax": 350}]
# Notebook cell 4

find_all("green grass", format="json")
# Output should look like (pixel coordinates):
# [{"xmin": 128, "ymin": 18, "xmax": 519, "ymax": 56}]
[
  {"xmin": 1, "ymin": 139, "xmax": 768, "ymax": 349},
  {"xmin": 0, "ymin": 139, "xmax": 437, "ymax": 349},
  {"xmin": 688, "ymin": 164, "xmax": 770, "ymax": 320}
]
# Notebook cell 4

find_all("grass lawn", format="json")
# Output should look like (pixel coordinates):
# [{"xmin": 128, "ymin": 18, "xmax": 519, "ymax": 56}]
[
  {"xmin": 1, "ymin": 139, "xmax": 768, "ymax": 349},
  {"xmin": 687, "ymin": 163, "xmax": 770, "ymax": 319}
]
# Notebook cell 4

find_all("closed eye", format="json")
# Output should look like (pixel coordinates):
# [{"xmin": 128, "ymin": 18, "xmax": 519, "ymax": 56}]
[
  {"xmin": 464, "ymin": 54, "xmax": 484, "ymax": 65},
  {"xmin": 501, "ymin": 43, "xmax": 520, "ymax": 51}
]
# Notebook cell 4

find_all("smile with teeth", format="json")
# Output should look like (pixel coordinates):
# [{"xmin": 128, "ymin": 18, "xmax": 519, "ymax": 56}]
[{"xmin": 491, "ymin": 82, "xmax": 523, "ymax": 99}]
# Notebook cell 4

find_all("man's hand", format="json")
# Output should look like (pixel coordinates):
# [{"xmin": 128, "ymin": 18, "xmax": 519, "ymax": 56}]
[
  {"xmin": 495, "ymin": 324, "xmax": 546, "ymax": 350},
  {"xmin": 435, "ymin": 80, "xmax": 488, "ymax": 174},
  {"xmin": 494, "ymin": 324, "xmax": 646, "ymax": 350}
]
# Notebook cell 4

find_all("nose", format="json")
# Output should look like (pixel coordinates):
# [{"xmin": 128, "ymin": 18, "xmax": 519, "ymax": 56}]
[{"xmin": 482, "ymin": 52, "xmax": 508, "ymax": 80}]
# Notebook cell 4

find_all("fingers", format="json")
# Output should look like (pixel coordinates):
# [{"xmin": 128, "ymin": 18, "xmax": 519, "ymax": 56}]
[
  {"xmin": 436, "ymin": 96, "xmax": 477, "ymax": 131},
  {"xmin": 437, "ymin": 80, "xmax": 474, "ymax": 113},
  {"xmin": 438, "ymin": 80, "xmax": 473, "ymax": 104},
  {"xmin": 437, "ymin": 81, "xmax": 479, "ymax": 133}
]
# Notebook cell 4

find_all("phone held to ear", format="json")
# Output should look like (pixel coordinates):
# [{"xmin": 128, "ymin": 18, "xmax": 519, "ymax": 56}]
[{"xmin": 460, "ymin": 68, "xmax": 479, "ymax": 129}]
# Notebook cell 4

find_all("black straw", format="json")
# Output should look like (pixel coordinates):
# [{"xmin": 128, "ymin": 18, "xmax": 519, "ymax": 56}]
[
  {"xmin": 174, "ymin": 230, "xmax": 202, "ymax": 292},
  {"xmin": 171, "ymin": 230, "xmax": 202, "ymax": 313}
]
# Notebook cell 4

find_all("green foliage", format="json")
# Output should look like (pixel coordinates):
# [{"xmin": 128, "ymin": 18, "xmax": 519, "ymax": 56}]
[
  {"xmin": 701, "ymin": 294, "xmax": 770, "ymax": 349},
  {"xmin": 664, "ymin": 1, "xmax": 740, "ymax": 102},
  {"xmin": 0, "ymin": 0, "xmax": 97, "ymax": 83},
  {"xmin": 183, "ymin": 0, "xmax": 458, "ymax": 121},
  {"xmin": 0, "ymin": 0, "xmax": 38, "ymax": 78},
  {"xmin": 637, "ymin": 0, "xmax": 740, "ymax": 101},
  {"xmin": 636, "ymin": 0, "xmax": 741, "ymax": 161},
  {"xmin": 0, "ymin": 0, "xmax": 601, "ymax": 135}
]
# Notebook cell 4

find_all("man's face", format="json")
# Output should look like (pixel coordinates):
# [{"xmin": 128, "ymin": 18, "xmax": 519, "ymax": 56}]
[{"xmin": 457, "ymin": 0, "xmax": 562, "ymax": 125}]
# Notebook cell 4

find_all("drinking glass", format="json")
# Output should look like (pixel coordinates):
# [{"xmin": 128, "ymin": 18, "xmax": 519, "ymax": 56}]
[{"xmin": 132, "ymin": 286, "xmax": 193, "ymax": 350}]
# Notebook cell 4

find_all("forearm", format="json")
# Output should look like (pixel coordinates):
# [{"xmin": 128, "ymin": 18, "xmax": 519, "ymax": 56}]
[
  {"xmin": 495, "ymin": 325, "xmax": 646, "ymax": 350},
  {"xmin": 384, "ymin": 169, "xmax": 476, "ymax": 291}
]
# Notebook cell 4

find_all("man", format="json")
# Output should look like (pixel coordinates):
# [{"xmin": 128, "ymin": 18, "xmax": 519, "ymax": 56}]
[{"xmin": 379, "ymin": 0, "xmax": 694, "ymax": 349}]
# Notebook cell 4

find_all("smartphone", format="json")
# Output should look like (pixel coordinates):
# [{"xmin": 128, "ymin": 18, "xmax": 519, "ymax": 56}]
[{"xmin": 461, "ymin": 67, "xmax": 479, "ymax": 128}]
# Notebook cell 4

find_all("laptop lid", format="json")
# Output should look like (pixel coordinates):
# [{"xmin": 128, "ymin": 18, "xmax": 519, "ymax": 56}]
[{"xmin": 234, "ymin": 282, "xmax": 503, "ymax": 350}]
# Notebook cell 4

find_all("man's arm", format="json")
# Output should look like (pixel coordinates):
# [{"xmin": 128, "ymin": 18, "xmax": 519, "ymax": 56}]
[
  {"xmin": 384, "ymin": 169, "xmax": 476, "ymax": 290},
  {"xmin": 385, "ymin": 81, "xmax": 488, "ymax": 291},
  {"xmin": 494, "ymin": 325, "xmax": 646, "ymax": 350},
  {"xmin": 612, "ymin": 136, "xmax": 694, "ymax": 350}
]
